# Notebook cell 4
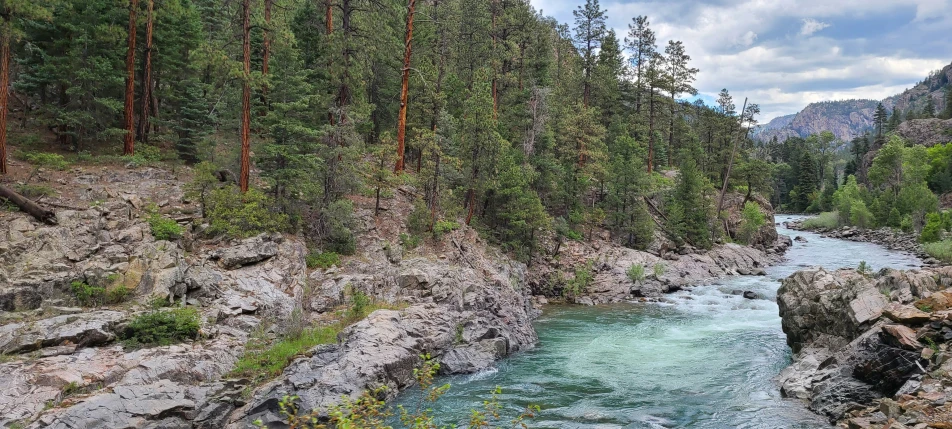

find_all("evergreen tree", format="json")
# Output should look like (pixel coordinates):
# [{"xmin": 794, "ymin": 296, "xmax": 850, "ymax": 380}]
[
  {"xmin": 571, "ymin": 0, "xmax": 605, "ymax": 108},
  {"xmin": 943, "ymin": 86, "xmax": 952, "ymax": 119},
  {"xmin": 873, "ymin": 102, "xmax": 888, "ymax": 140},
  {"xmin": 669, "ymin": 153, "xmax": 712, "ymax": 249},
  {"xmin": 923, "ymin": 94, "xmax": 936, "ymax": 118},
  {"xmin": 792, "ymin": 151, "xmax": 818, "ymax": 212}
]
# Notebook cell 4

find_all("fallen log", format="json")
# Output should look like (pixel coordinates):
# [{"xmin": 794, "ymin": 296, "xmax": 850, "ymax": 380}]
[{"xmin": 0, "ymin": 184, "xmax": 57, "ymax": 225}]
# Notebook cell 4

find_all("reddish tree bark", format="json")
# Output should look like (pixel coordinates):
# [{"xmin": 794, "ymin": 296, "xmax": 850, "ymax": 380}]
[
  {"xmin": 0, "ymin": 26, "xmax": 10, "ymax": 175},
  {"xmin": 394, "ymin": 0, "xmax": 416, "ymax": 173},
  {"xmin": 490, "ymin": 0, "xmax": 498, "ymax": 118},
  {"xmin": 239, "ymin": 0, "xmax": 251, "ymax": 193},
  {"xmin": 325, "ymin": 0, "xmax": 334, "ymax": 125},
  {"xmin": 123, "ymin": 0, "xmax": 139, "ymax": 156},
  {"xmin": 136, "ymin": 0, "xmax": 154, "ymax": 143}
]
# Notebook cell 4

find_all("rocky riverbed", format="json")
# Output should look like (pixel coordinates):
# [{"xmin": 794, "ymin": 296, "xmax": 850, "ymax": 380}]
[
  {"xmin": 777, "ymin": 266, "xmax": 952, "ymax": 428},
  {"xmin": 784, "ymin": 218, "xmax": 943, "ymax": 266},
  {"xmin": 1, "ymin": 165, "xmax": 793, "ymax": 428}
]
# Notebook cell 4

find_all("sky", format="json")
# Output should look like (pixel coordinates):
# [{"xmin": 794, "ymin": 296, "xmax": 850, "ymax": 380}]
[{"xmin": 528, "ymin": 0, "xmax": 952, "ymax": 122}]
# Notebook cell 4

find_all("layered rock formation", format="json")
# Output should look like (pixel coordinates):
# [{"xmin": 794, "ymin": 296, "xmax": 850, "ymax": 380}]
[{"xmin": 777, "ymin": 266, "xmax": 952, "ymax": 426}]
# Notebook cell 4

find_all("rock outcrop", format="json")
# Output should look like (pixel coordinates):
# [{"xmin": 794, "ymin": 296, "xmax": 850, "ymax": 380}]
[{"xmin": 777, "ymin": 266, "xmax": 952, "ymax": 426}]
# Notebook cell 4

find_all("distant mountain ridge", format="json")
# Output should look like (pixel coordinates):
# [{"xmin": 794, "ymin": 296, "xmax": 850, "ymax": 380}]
[{"xmin": 754, "ymin": 61, "xmax": 952, "ymax": 142}]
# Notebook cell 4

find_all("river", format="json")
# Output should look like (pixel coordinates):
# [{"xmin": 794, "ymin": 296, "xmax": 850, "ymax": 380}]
[{"xmin": 391, "ymin": 215, "xmax": 922, "ymax": 428}]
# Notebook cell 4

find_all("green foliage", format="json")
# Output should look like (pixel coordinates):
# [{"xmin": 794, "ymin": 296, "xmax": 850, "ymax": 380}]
[
  {"xmin": 924, "ymin": 240, "xmax": 952, "ymax": 264},
  {"xmin": 16, "ymin": 151, "xmax": 69, "ymax": 170},
  {"xmin": 121, "ymin": 308, "xmax": 201, "ymax": 347},
  {"xmin": 737, "ymin": 202, "xmax": 766, "ymax": 244},
  {"xmin": 920, "ymin": 212, "xmax": 946, "ymax": 243},
  {"xmin": 147, "ymin": 212, "xmax": 183, "ymax": 241},
  {"xmin": 653, "ymin": 263, "xmax": 666, "ymax": 278},
  {"xmin": 833, "ymin": 176, "xmax": 868, "ymax": 228},
  {"xmin": 347, "ymin": 290, "xmax": 372, "ymax": 321},
  {"xmin": 70, "ymin": 281, "xmax": 106, "ymax": 307},
  {"xmin": 802, "ymin": 212, "xmax": 840, "ymax": 229},
  {"xmin": 399, "ymin": 233, "xmax": 422, "ymax": 250},
  {"xmin": 205, "ymin": 186, "xmax": 289, "ymax": 239},
  {"xmin": 231, "ymin": 326, "xmax": 339, "ymax": 386},
  {"xmin": 306, "ymin": 251, "xmax": 340, "ymax": 270},
  {"xmin": 564, "ymin": 261, "xmax": 595, "ymax": 297},
  {"xmin": 318, "ymin": 200, "xmax": 358, "ymax": 255},
  {"xmin": 627, "ymin": 264, "xmax": 645, "ymax": 283},
  {"xmin": 406, "ymin": 199, "xmax": 431, "ymax": 237},
  {"xmin": 857, "ymin": 261, "xmax": 872, "ymax": 276},
  {"xmin": 667, "ymin": 154, "xmax": 712, "ymax": 249},
  {"xmin": 14, "ymin": 184, "xmax": 57, "ymax": 199},
  {"xmin": 432, "ymin": 220, "xmax": 460, "ymax": 240}
]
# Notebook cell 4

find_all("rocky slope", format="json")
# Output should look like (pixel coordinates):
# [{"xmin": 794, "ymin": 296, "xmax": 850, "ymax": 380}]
[
  {"xmin": 756, "ymin": 61, "xmax": 952, "ymax": 143},
  {"xmin": 777, "ymin": 266, "xmax": 952, "ymax": 427},
  {"xmin": 0, "ymin": 164, "xmax": 793, "ymax": 428}
]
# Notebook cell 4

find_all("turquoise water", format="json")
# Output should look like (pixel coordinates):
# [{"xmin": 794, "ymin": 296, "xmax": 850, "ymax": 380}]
[{"xmin": 392, "ymin": 215, "xmax": 921, "ymax": 428}]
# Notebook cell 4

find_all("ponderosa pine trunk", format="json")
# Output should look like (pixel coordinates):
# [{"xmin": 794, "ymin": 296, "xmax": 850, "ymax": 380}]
[
  {"xmin": 490, "ymin": 0, "xmax": 498, "ymax": 118},
  {"xmin": 0, "ymin": 25, "xmax": 10, "ymax": 175},
  {"xmin": 239, "ymin": 0, "xmax": 251, "ymax": 193},
  {"xmin": 325, "ymin": 0, "xmax": 334, "ymax": 125},
  {"xmin": 647, "ymin": 86, "xmax": 655, "ymax": 173},
  {"xmin": 136, "ymin": 0, "xmax": 154, "ymax": 143},
  {"xmin": 123, "ymin": 0, "xmax": 139, "ymax": 156},
  {"xmin": 394, "ymin": 0, "xmax": 416, "ymax": 173}
]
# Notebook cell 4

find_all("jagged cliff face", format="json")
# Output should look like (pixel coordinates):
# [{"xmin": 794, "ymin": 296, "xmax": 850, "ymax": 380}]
[
  {"xmin": 756, "ymin": 99, "xmax": 879, "ymax": 143},
  {"xmin": 756, "ymin": 61, "xmax": 952, "ymax": 143}
]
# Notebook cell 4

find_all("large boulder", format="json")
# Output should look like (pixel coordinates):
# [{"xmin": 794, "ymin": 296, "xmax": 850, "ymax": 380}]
[
  {"xmin": 211, "ymin": 234, "xmax": 280, "ymax": 270},
  {"xmin": 0, "ymin": 311, "xmax": 125, "ymax": 354}
]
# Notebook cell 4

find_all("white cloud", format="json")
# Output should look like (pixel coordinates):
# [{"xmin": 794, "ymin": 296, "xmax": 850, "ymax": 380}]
[
  {"xmin": 530, "ymin": 0, "xmax": 951, "ymax": 121},
  {"xmin": 799, "ymin": 18, "xmax": 831, "ymax": 36}
]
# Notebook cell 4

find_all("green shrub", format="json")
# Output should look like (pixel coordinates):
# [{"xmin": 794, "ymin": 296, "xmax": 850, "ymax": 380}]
[
  {"xmin": 921, "ymin": 212, "xmax": 945, "ymax": 243},
  {"xmin": 148, "ymin": 213, "xmax": 183, "ymax": 241},
  {"xmin": 432, "ymin": 220, "xmax": 459, "ymax": 240},
  {"xmin": 802, "ymin": 211, "xmax": 840, "ymax": 229},
  {"xmin": 16, "ymin": 151, "xmax": 69, "ymax": 170},
  {"xmin": 399, "ymin": 232, "xmax": 421, "ymax": 250},
  {"xmin": 924, "ymin": 240, "xmax": 952, "ymax": 263},
  {"xmin": 857, "ymin": 261, "xmax": 872, "ymax": 276},
  {"xmin": 71, "ymin": 281, "xmax": 106, "ymax": 307},
  {"xmin": 121, "ymin": 308, "xmax": 201, "ymax": 347},
  {"xmin": 306, "ymin": 251, "xmax": 340, "ymax": 269},
  {"xmin": 653, "ymin": 263, "xmax": 666, "ymax": 278},
  {"xmin": 564, "ymin": 261, "xmax": 594, "ymax": 297},
  {"xmin": 849, "ymin": 201, "xmax": 874, "ymax": 229},
  {"xmin": 406, "ymin": 199, "xmax": 430, "ymax": 236},
  {"xmin": 900, "ymin": 214, "xmax": 914, "ymax": 233},
  {"xmin": 348, "ymin": 290, "xmax": 371, "ymax": 320},
  {"xmin": 627, "ymin": 264, "xmax": 645, "ymax": 283},
  {"xmin": 206, "ymin": 186, "xmax": 289, "ymax": 239},
  {"xmin": 737, "ymin": 202, "xmax": 766, "ymax": 244},
  {"xmin": 319, "ymin": 200, "xmax": 357, "ymax": 255},
  {"xmin": 106, "ymin": 286, "xmax": 131, "ymax": 304},
  {"xmin": 14, "ymin": 184, "xmax": 57, "ymax": 199}
]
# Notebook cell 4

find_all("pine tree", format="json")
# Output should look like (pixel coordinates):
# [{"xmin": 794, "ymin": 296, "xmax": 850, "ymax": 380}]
[
  {"xmin": 943, "ymin": 86, "xmax": 952, "ymax": 120},
  {"xmin": 873, "ymin": 102, "xmax": 887, "ymax": 139},
  {"xmin": 239, "ymin": 0, "xmax": 252, "ymax": 193},
  {"xmin": 663, "ymin": 40, "xmax": 698, "ymax": 167},
  {"xmin": 123, "ymin": 0, "xmax": 139, "ymax": 155},
  {"xmin": 886, "ymin": 107, "xmax": 901, "ymax": 132},
  {"xmin": 923, "ymin": 94, "xmax": 936, "ymax": 118},
  {"xmin": 669, "ymin": 153, "xmax": 712, "ymax": 249},
  {"xmin": 572, "ymin": 0, "xmax": 605, "ymax": 108},
  {"xmin": 394, "ymin": 0, "xmax": 417, "ymax": 173},
  {"xmin": 624, "ymin": 15, "xmax": 655, "ymax": 115},
  {"xmin": 793, "ymin": 151, "xmax": 818, "ymax": 212}
]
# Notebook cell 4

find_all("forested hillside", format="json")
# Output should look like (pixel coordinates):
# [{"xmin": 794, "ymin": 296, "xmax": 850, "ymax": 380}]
[{"xmin": 0, "ymin": 0, "xmax": 769, "ymax": 259}]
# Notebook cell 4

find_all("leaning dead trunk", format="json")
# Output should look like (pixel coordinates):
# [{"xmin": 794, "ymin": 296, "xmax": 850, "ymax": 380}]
[{"xmin": 0, "ymin": 185, "xmax": 57, "ymax": 225}]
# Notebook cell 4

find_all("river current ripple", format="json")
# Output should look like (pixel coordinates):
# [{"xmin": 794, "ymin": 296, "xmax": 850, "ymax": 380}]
[{"xmin": 391, "ymin": 215, "xmax": 922, "ymax": 428}]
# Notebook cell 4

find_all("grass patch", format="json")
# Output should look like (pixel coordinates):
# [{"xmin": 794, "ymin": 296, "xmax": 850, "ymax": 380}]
[
  {"xmin": 229, "ymin": 326, "xmax": 339, "ymax": 384},
  {"xmin": 14, "ymin": 184, "xmax": 57, "ymax": 199},
  {"xmin": 305, "ymin": 251, "xmax": 340, "ymax": 269},
  {"xmin": 802, "ymin": 211, "xmax": 840, "ymax": 229},
  {"xmin": 924, "ymin": 240, "xmax": 952, "ymax": 263},
  {"xmin": 70, "ymin": 281, "xmax": 131, "ymax": 307},
  {"xmin": 120, "ymin": 308, "xmax": 201, "ymax": 347}
]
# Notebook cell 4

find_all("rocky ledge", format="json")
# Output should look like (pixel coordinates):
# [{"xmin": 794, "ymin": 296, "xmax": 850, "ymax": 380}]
[{"xmin": 777, "ymin": 266, "xmax": 952, "ymax": 427}]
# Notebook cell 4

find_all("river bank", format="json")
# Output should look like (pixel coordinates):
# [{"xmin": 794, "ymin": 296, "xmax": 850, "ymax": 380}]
[
  {"xmin": 0, "ymin": 164, "xmax": 794, "ymax": 428},
  {"xmin": 783, "ymin": 217, "xmax": 943, "ymax": 266}
]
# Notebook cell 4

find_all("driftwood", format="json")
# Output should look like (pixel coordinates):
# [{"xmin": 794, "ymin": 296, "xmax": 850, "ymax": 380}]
[{"xmin": 0, "ymin": 184, "xmax": 57, "ymax": 224}]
